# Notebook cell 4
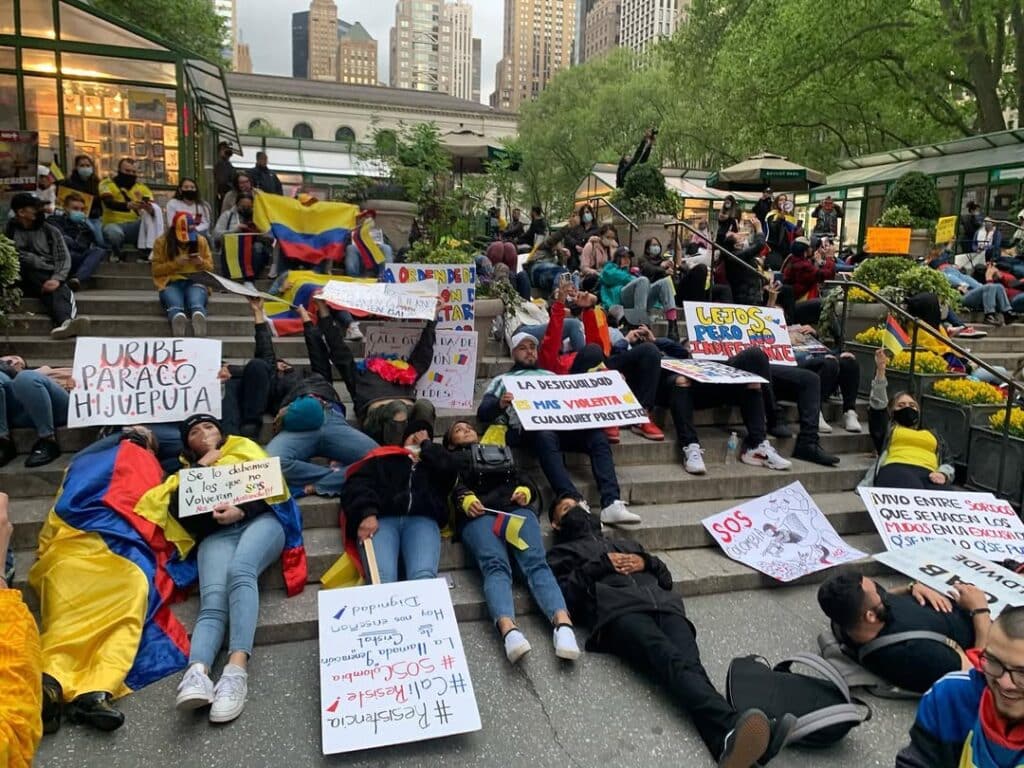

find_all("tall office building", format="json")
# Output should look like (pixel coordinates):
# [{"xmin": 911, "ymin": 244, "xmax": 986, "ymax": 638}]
[
  {"xmin": 491, "ymin": 0, "xmax": 576, "ymax": 111},
  {"xmin": 292, "ymin": 11, "xmax": 310, "ymax": 78},
  {"xmin": 308, "ymin": 0, "xmax": 339, "ymax": 81},
  {"xmin": 471, "ymin": 38, "xmax": 482, "ymax": 103},
  {"xmin": 619, "ymin": 0, "xmax": 684, "ymax": 54},
  {"xmin": 581, "ymin": 0, "xmax": 621, "ymax": 62},
  {"xmin": 390, "ymin": 0, "xmax": 442, "ymax": 91},
  {"xmin": 443, "ymin": 1, "xmax": 475, "ymax": 101},
  {"xmin": 338, "ymin": 22, "xmax": 379, "ymax": 85},
  {"xmin": 574, "ymin": 0, "xmax": 599, "ymax": 64},
  {"xmin": 212, "ymin": 0, "xmax": 237, "ymax": 66},
  {"xmin": 236, "ymin": 41, "xmax": 253, "ymax": 73}
]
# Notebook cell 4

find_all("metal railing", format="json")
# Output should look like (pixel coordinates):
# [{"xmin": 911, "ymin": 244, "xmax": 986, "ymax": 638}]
[
  {"xmin": 663, "ymin": 218, "xmax": 769, "ymax": 282},
  {"xmin": 587, "ymin": 197, "xmax": 640, "ymax": 249}
]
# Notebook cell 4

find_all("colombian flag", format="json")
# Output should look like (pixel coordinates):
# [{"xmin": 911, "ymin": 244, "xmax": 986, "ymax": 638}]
[
  {"xmin": 264, "ymin": 271, "xmax": 377, "ymax": 336},
  {"xmin": 352, "ymin": 215, "xmax": 386, "ymax": 274},
  {"xmin": 882, "ymin": 314, "xmax": 911, "ymax": 357},
  {"xmin": 253, "ymin": 192, "xmax": 358, "ymax": 266},
  {"xmin": 28, "ymin": 439, "xmax": 197, "ymax": 702},
  {"xmin": 491, "ymin": 511, "xmax": 529, "ymax": 551},
  {"xmin": 222, "ymin": 232, "xmax": 259, "ymax": 281}
]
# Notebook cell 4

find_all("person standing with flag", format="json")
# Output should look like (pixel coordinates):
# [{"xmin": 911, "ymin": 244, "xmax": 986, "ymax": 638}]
[{"xmin": 443, "ymin": 420, "xmax": 580, "ymax": 666}]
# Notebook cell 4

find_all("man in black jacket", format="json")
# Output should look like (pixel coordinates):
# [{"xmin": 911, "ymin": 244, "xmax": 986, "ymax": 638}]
[
  {"xmin": 546, "ymin": 496, "xmax": 794, "ymax": 768},
  {"xmin": 250, "ymin": 152, "xmax": 283, "ymax": 196},
  {"xmin": 47, "ymin": 192, "xmax": 107, "ymax": 290},
  {"xmin": 616, "ymin": 129, "xmax": 655, "ymax": 188}
]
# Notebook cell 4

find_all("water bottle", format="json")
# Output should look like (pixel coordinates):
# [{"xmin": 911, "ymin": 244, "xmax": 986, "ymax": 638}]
[{"xmin": 725, "ymin": 432, "xmax": 739, "ymax": 465}]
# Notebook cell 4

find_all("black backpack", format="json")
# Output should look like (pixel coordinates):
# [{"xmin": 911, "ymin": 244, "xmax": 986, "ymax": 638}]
[
  {"xmin": 726, "ymin": 653, "xmax": 871, "ymax": 747},
  {"xmin": 467, "ymin": 443, "xmax": 517, "ymax": 486}
]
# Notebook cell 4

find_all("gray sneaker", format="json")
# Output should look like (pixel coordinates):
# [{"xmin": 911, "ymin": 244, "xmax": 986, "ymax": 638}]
[
  {"xmin": 171, "ymin": 312, "xmax": 188, "ymax": 337},
  {"xmin": 191, "ymin": 312, "xmax": 207, "ymax": 338}
]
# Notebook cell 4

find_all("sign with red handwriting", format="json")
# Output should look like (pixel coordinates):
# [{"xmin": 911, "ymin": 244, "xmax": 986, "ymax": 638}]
[
  {"xmin": 683, "ymin": 301, "xmax": 796, "ymax": 365},
  {"xmin": 68, "ymin": 337, "xmax": 222, "ymax": 428},
  {"xmin": 317, "ymin": 579, "xmax": 481, "ymax": 754},
  {"xmin": 177, "ymin": 457, "xmax": 284, "ymax": 517},
  {"xmin": 502, "ymin": 370, "xmax": 649, "ymax": 431}
]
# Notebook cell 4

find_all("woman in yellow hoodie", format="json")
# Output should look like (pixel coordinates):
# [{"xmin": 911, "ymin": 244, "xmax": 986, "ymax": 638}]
[{"xmin": 151, "ymin": 211, "xmax": 213, "ymax": 336}]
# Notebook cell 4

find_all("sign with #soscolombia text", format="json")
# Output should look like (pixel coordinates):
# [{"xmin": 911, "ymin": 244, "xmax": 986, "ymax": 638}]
[
  {"xmin": 683, "ymin": 302, "xmax": 796, "ymax": 365},
  {"xmin": 177, "ymin": 456, "xmax": 285, "ymax": 517},
  {"xmin": 503, "ymin": 371, "xmax": 649, "ymax": 430},
  {"xmin": 68, "ymin": 337, "xmax": 222, "ymax": 428},
  {"xmin": 317, "ymin": 579, "xmax": 481, "ymax": 754}
]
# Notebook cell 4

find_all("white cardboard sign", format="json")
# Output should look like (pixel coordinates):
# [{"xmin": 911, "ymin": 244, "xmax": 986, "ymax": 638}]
[
  {"xmin": 683, "ymin": 301, "xmax": 796, "ymax": 365},
  {"xmin": 317, "ymin": 579, "xmax": 481, "ymax": 755},
  {"xmin": 317, "ymin": 280, "xmax": 437, "ymax": 320},
  {"xmin": 875, "ymin": 539, "xmax": 1024, "ymax": 618},
  {"xmin": 381, "ymin": 263, "xmax": 476, "ymax": 330},
  {"xmin": 503, "ymin": 371, "xmax": 649, "ymax": 430},
  {"xmin": 660, "ymin": 358, "xmax": 768, "ymax": 384},
  {"xmin": 68, "ymin": 337, "xmax": 222, "ymax": 428},
  {"xmin": 857, "ymin": 487, "xmax": 1024, "ymax": 560},
  {"xmin": 702, "ymin": 481, "xmax": 866, "ymax": 582},
  {"xmin": 177, "ymin": 456, "xmax": 284, "ymax": 517}
]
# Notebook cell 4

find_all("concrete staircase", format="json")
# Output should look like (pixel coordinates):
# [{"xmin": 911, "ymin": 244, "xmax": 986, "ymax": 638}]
[{"xmin": 6, "ymin": 261, "xmax": 1024, "ymax": 646}]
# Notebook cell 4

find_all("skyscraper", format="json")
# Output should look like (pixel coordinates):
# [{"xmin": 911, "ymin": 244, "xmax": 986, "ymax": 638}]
[
  {"xmin": 212, "ymin": 0, "xmax": 237, "ymax": 66},
  {"xmin": 492, "ymin": 0, "xmax": 576, "ymax": 111},
  {"xmin": 574, "ymin": 0, "xmax": 599, "ymax": 64},
  {"xmin": 308, "ymin": 0, "xmax": 339, "ymax": 81},
  {"xmin": 471, "ymin": 37, "xmax": 482, "ymax": 103},
  {"xmin": 443, "ymin": 1, "xmax": 475, "ymax": 101},
  {"xmin": 581, "ymin": 0, "xmax": 621, "ymax": 62},
  {"xmin": 338, "ymin": 22, "xmax": 379, "ymax": 85},
  {"xmin": 292, "ymin": 11, "xmax": 310, "ymax": 78},
  {"xmin": 390, "ymin": 0, "xmax": 442, "ymax": 91},
  {"xmin": 619, "ymin": 0, "xmax": 684, "ymax": 54},
  {"xmin": 236, "ymin": 42, "xmax": 253, "ymax": 74}
]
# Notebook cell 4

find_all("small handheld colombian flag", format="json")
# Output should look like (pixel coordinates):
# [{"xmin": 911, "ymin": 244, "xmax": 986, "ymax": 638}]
[
  {"xmin": 882, "ymin": 314, "xmax": 911, "ymax": 357},
  {"xmin": 489, "ymin": 509, "xmax": 529, "ymax": 551}
]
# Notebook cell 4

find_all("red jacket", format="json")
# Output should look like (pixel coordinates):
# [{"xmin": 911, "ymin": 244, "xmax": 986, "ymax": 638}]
[
  {"xmin": 537, "ymin": 300, "xmax": 611, "ymax": 374},
  {"xmin": 783, "ymin": 255, "xmax": 835, "ymax": 301}
]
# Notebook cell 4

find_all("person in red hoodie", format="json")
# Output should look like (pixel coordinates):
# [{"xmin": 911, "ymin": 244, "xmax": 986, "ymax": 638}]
[{"xmin": 781, "ymin": 236, "xmax": 835, "ymax": 325}]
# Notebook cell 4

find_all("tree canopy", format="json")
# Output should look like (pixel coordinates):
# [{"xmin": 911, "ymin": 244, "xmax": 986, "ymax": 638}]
[{"xmin": 91, "ymin": 0, "xmax": 229, "ymax": 66}]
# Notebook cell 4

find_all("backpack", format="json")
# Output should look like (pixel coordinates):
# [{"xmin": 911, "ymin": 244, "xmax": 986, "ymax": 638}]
[
  {"xmin": 726, "ymin": 653, "xmax": 871, "ymax": 747},
  {"xmin": 467, "ymin": 443, "xmax": 517, "ymax": 487}
]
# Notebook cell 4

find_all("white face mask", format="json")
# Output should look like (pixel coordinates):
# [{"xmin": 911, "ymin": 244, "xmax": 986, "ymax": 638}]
[{"xmin": 649, "ymin": 246, "xmax": 661, "ymax": 257}]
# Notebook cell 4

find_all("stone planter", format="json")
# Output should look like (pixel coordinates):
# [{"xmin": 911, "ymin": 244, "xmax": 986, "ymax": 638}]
[
  {"xmin": 837, "ymin": 301, "xmax": 888, "ymax": 342},
  {"xmin": 365, "ymin": 198, "xmax": 417, "ymax": 251},
  {"xmin": 473, "ymin": 297, "xmax": 505, "ymax": 375},
  {"xmin": 886, "ymin": 370, "xmax": 964, "ymax": 402},
  {"xmin": 967, "ymin": 411, "xmax": 1024, "ymax": 508},
  {"xmin": 919, "ymin": 392, "xmax": 1004, "ymax": 466},
  {"xmin": 909, "ymin": 228, "xmax": 932, "ymax": 260}
]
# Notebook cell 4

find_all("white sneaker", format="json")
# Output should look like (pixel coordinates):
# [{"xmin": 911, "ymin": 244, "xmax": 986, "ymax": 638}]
[
  {"xmin": 843, "ymin": 409, "xmax": 863, "ymax": 433},
  {"xmin": 209, "ymin": 664, "xmax": 248, "ymax": 723},
  {"xmin": 504, "ymin": 629, "xmax": 531, "ymax": 664},
  {"xmin": 171, "ymin": 312, "xmax": 188, "ymax": 337},
  {"xmin": 600, "ymin": 499, "xmax": 641, "ymax": 525},
  {"xmin": 191, "ymin": 312, "xmax": 207, "ymax": 338},
  {"xmin": 682, "ymin": 443, "xmax": 707, "ymax": 475},
  {"xmin": 49, "ymin": 319, "xmax": 71, "ymax": 339},
  {"xmin": 741, "ymin": 440, "xmax": 793, "ymax": 471},
  {"xmin": 345, "ymin": 321, "xmax": 364, "ymax": 341},
  {"xmin": 553, "ymin": 625, "xmax": 580, "ymax": 661},
  {"xmin": 818, "ymin": 412, "xmax": 833, "ymax": 433},
  {"xmin": 175, "ymin": 664, "xmax": 215, "ymax": 710}
]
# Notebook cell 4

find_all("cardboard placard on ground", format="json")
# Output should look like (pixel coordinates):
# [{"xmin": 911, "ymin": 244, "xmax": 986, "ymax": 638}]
[
  {"xmin": 875, "ymin": 539, "xmax": 1024, "ymax": 618},
  {"xmin": 660, "ymin": 358, "xmax": 767, "ymax": 384},
  {"xmin": 702, "ymin": 481, "xmax": 866, "ymax": 582},
  {"xmin": 683, "ymin": 301, "xmax": 796, "ymax": 366},
  {"xmin": 68, "ymin": 337, "xmax": 222, "ymax": 428},
  {"xmin": 317, "ymin": 280, "xmax": 437, "ymax": 321},
  {"xmin": 194, "ymin": 270, "xmax": 281, "ymax": 304},
  {"xmin": 381, "ymin": 263, "xmax": 476, "ymax": 330},
  {"xmin": 857, "ymin": 487, "xmax": 1024, "ymax": 560},
  {"xmin": 317, "ymin": 579, "xmax": 481, "ymax": 755},
  {"xmin": 177, "ymin": 456, "xmax": 284, "ymax": 517},
  {"xmin": 503, "ymin": 370, "xmax": 649, "ymax": 430},
  {"xmin": 864, "ymin": 227, "xmax": 912, "ymax": 255}
]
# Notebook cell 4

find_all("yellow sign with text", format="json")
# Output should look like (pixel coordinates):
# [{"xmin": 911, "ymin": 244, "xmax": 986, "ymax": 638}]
[
  {"xmin": 865, "ymin": 227, "xmax": 912, "ymax": 255},
  {"xmin": 935, "ymin": 216, "xmax": 957, "ymax": 244}
]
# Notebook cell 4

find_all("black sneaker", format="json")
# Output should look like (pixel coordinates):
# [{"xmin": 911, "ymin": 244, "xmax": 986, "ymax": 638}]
[
  {"xmin": 719, "ymin": 708, "xmax": 771, "ymax": 768},
  {"xmin": 65, "ymin": 692, "xmax": 125, "ymax": 731},
  {"xmin": 42, "ymin": 674, "xmax": 63, "ymax": 735},
  {"xmin": 25, "ymin": 437, "xmax": 60, "ymax": 468},
  {"xmin": 67, "ymin": 277, "xmax": 81, "ymax": 291},
  {"xmin": 0, "ymin": 436, "xmax": 15, "ymax": 468},
  {"xmin": 793, "ymin": 442, "xmax": 840, "ymax": 467},
  {"xmin": 768, "ymin": 424, "xmax": 793, "ymax": 439},
  {"xmin": 757, "ymin": 713, "xmax": 798, "ymax": 765}
]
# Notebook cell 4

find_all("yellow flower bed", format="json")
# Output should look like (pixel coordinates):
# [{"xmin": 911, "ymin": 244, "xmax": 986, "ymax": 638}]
[
  {"xmin": 989, "ymin": 408, "xmax": 1024, "ymax": 439},
  {"xmin": 848, "ymin": 287, "xmax": 877, "ymax": 303},
  {"xmin": 889, "ymin": 350, "xmax": 949, "ymax": 374},
  {"xmin": 932, "ymin": 378, "xmax": 1006, "ymax": 405},
  {"xmin": 855, "ymin": 326, "xmax": 885, "ymax": 346}
]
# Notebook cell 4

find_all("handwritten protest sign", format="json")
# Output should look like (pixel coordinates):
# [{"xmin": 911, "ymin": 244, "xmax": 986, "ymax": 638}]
[
  {"xmin": 382, "ymin": 263, "xmax": 476, "ymax": 330},
  {"xmin": 935, "ymin": 216, "xmax": 957, "ymax": 244},
  {"xmin": 702, "ymin": 481, "xmax": 866, "ymax": 582},
  {"xmin": 503, "ymin": 370, "xmax": 648, "ymax": 430},
  {"xmin": 363, "ymin": 322, "xmax": 423, "ymax": 358},
  {"xmin": 194, "ymin": 271, "xmax": 281, "ymax": 303},
  {"xmin": 317, "ymin": 280, "xmax": 437, "ymax": 321},
  {"xmin": 857, "ymin": 487, "xmax": 1024, "ymax": 560},
  {"xmin": 68, "ymin": 338, "xmax": 221, "ymax": 428},
  {"xmin": 178, "ymin": 457, "xmax": 284, "ymax": 517},
  {"xmin": 660, "ymin": 358, "xmax": 767, "ymax": 384},
  {"xmin": 417, "ymin": 331, "xmax": 478, "ymax": 410},
  {"xmin": 875, "ymin": 539, "xmax": 1024, "ymax": 618},
  {"xmin": 683, "ymin": 302, "xmax": 795, "ymax": 365},
  {"xmin": 317, "ymin": 579, "xmax": 481, "ymax": 755},
  {"xmin": 865, "ymin": 227, "xmax": 911, "ymax": 255}
]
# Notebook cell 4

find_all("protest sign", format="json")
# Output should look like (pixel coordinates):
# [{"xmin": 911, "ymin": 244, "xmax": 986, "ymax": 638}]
[
  {"xmin": 363, "ymin": 322, "xmax": 423, "ymax": 357},
  {"xmin": 875, "ymin": 539, "xmax": 1024, "ymax": 618},
  {"xmin": 683, "ymin": 302, "xmax": 795, "ymax": 365},
  {"xmin": 55, "ymin": 185, "xmax": 94, "ymax": 214},
  {"xmin": 317, "ymin": 578, "xmax": 481, "ymax": 755},
  {"xmin": 382, "ymin": 263, "xmax": 476, "ymax": 330},
  {"xmin": 177, "ymin": 457, "xmax": 284, "ymax": 517},
  {"xmin": 194, "ymin": 270, "xmax": 281, "ymax": 303},
  {"xmin": 864, "ymin": 227, "xmax": 912, "ymax": 255},
  {"xmin": 0, "ymin": 130, "xmax": 39, "ymax": 191},
  {"xmin": 935, "ymin": 216, "xmax": 957, "ymax": 244},
  {"xmin": 702, "ymin": 481, "xmax": 866, "ymax": 582},
  {"xmin": 68, "ymin": 337, "xmax": 221, "ymax": 428},
  {"xmin": 858, "ymin": 487, "xmax": 1024, "ymax": 560},
  {"xmin": 660, "ymin": 358, "xmax": 767, "ymax": 384},
  {"xmin": 317, "ymin": 280, "xmax": 437, "ymax": 321},
  {"xmin": 503, "ymin": 371, "xmax": 648, "ymax": 430}
]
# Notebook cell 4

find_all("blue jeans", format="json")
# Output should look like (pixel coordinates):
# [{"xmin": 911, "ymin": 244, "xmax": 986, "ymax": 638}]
[
  {"xmin": 997, "ymin": 258, "xmax": 1024, "ymax": 279},
  {"xmin": 159, "ymin": 279, "xmax": 209, "ymax": 322},
  {"xmin": 941, "ymin": 267, "xmax": 982, "ymax": 291},
  {"xmin": 515, "ymin": 319, "xmax": 586, "ymax": 354},
  {"xmin": 510, "ymin": 428, "xmax": 621, "ymax": 508},
  {"xmin": 344, "ymin": 242, "xmax": 394, "ymax": 277},
  {"xmin": 70, "ymin": 245, "xmax": 106, "ymax": 283},
  {"xmin": 189, "ymin": 513, "xmax": 286, "ymax": 667},
  {"xmin": 102, "ymin": 218, "xmax": 142, "ymax": 256},
  {"xmin": 460, "ymin": 509, "xmax": 567, "ymax": 623},
  {"xmin": 364, "ymin": 515, "xmax": 441, "ymax": 583},
  {"xmin": 529, "ymin": 262, "xmax": 569, "ymax": 295},
  {"xmin": 963, "ymin": 283, "xmax": 1011, "ymax": 314},
  {"xmin": 620, "ymin": 276, "xmax": 674, "ymax": 326},
  {"xmin": 85, "ymin": 217, "xmax": 105, "ymax": 247},
  {"xmin": 0, "ymin": 370, "xmax": 69, "ymax": 438},
  {"xmin": 266, "ymin": 408, "xmax": 378, "ymax": 496}
]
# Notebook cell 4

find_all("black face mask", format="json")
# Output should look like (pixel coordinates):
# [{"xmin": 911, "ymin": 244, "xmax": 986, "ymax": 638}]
[
  {"xmin": 555, "ymin": 504, "xmax": 602, "ymax": 542},
  {"xmin": 115, "ymin": 172, "xmax": 137, "ymax": 188},
  {"xmin": 181, "ymin": 189, "xmax": 198, "ymax": 201},
  {"xmin": 893, "ymin": 406, "xmax": 920, "ymax": 428},
  {"xmin": 238, "ymin": 208, "xmax": 253, "ymax": 221}
]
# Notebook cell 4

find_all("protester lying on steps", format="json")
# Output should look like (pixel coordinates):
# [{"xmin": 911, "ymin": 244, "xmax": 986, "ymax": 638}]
[
  {"xmin": 172, "ymin": 415, "xmax": 306, "ymax": 724},
  {"xmin": 789, "ymin": 324, "xmax": 863, "ymax": 434},
  {"xmin": 546, "ymin": 495, "xmax": 795, "ymax": 768},
  {"xmin": 0, "ymin": 354, "xmax": 72, "ymax": 468},
  {"xmin": 478, "ymin": 330, "xmax": 639, "ymax": 526},
  {"xmin": 862, "ymin": 348, "xmax": 955, "ymax": 489},
  {"xmin": 444, "ymin": 420, "xmax": 580, "ymax": 665},
  {"xmin": 818, "ymin": 571, "xmax": 988, "ymax": 696},
  {"xmin": 894, "ymin": 606, "xmax": 1024, "ymax": 768},
  {"xmin": 150, "ymin": 212, "xmax": 213, "ymax": 337},
  {"xmin": 340, "ymin": 422, "xmax": 456, "ymax": 583}
]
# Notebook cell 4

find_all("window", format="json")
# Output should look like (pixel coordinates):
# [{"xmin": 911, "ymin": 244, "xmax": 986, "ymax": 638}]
[
  {"xmin": 335, "ymin": 126, "xmax": 356, "ymax": 143},
  {"xmin": 248, "ymin": 118, "xmax": 270, "ymax": 131},
  {"xmin": 292, "ymin": 122, "xmax": 314, "ymax": 139}
]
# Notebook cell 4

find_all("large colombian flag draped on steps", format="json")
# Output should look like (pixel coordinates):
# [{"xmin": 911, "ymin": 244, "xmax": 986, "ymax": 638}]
[
  {"xmin": 253, "ymin": 193, "xmax": 358, "ymax": 266},
  {"xmin": 28, "ymin": 439, "xmax": 197, "ymax": 701},
  {"xmin": 264, "ymin": 270, "xmax": 377, "ymax": 336}
]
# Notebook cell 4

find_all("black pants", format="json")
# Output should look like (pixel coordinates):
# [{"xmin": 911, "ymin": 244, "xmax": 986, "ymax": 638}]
[
  {"xmin": 766, "ymin": 363, "xmax": 821, "ymax": 447},
  {"xmin": 875, "ymin": 462, "xmax": 947, "ymax": 490},
  {"xmin": 221, "ymin": 359, "xmax": 274, "ymax": 438},
  {"xmin": 597, "ymin": 611, "xmax": 736, "ymax": 759},
  {"xmin": 572, "ymin": 341, "xmax": 661, "ymax": 411},
  {"xmin": 803, "ymin": 355, "xmax": 858, "ymax": 411},
  {"xmin": 776, "ymin": 287, "xmax": 822, "ymax": 326},
  {"xmin": 674, "ymin": 265, "xmax": 733, "ymax": 306},
  {"xmin": 658, "ymin": 348, "xmax": 768, "ymax": 449},
  {"xmin": 20, "ymin": 265, "xmax": 74, "ymax": 326}
]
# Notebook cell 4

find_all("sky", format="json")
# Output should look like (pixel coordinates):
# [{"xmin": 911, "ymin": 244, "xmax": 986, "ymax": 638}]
[{"xmin": 237, "ymin": 0, "xmax": 504, "ymax": 103}]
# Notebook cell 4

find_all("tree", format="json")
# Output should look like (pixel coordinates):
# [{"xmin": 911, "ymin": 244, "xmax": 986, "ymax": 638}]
[
  {"xmin": 245, "ymin": 121, "xmax": 286, "ymax": 138},
  {"xmin": 91, "ymin": 0, "xmax": 228, "ymax": 66}
]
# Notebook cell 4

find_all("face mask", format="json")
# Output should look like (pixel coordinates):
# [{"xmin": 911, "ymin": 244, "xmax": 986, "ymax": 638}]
[
  {"xmin": 115, "ymin": 172, "xmax": 137, "ymax": 188},
  {"xmin": 649, "ymin": 245, "xmax": 661, "ymax": 257},
  {"xmin": 239, "ymin": 208, "xmax": 253, "ymax": 221},
  {"xmin": 181, "ymin": 189, "xmax": 198, "ymax": 201},
  {"xmin": 76, "ymin": 166, "xmax": 93, "ymax": 179},
  {"xmin": 893, "ymin": 406, "xmax": 920, "ymax": 428},
  {"xmin": 555, "ymin": 504, "xmax": 602, "ymax": 542},
  {"xmin": 68, "ymin": 210, "xmax": 87, "ymax": 223},
  {"xmin": 582, "ymin": 212, "xmax": 593, "ymax": 224}
]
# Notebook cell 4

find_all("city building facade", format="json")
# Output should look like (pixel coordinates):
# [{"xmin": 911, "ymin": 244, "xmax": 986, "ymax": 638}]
[
  {"xmin": 619, "ymin": 0, "xmax": 684, "ymax": 54},
  {"xmin": 491, "ymin": 0, "xmax": 576, "ymax": 110},
  {"xmin": 308, "ymin": 0, "xmax": 339, "ymax": 80},
  {"xmin": 582, "ymin": 0, "xmax": 620, "ymax": 62}
]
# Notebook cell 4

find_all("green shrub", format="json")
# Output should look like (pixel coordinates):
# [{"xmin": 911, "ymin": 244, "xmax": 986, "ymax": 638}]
[
  {"xmin": 852, "ymin": 256, "xmax": 914, "ymax": 288},
  {"xmin": 612, "ymin": 164, "xmax": 679, "ymax": 219},
  {"xmin": 876, "ymin": 205, "xmax": 913, "ymax": 228},
  {"xmin": 883, "ymin": 172, "xmax": 940, "ymax": 229},
  {"xmin": 0, "ymin": 234, "xmax": 21, "ymax": 328},
  {"xmin": 897, "ymin": 264, "xmax": 961, "ymax": 306}
]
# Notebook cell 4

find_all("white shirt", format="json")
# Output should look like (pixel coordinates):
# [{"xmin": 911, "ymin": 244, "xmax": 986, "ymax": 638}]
[{"xmin": 165, "ymin": 198, "xmax": 212, "ymax": 233}]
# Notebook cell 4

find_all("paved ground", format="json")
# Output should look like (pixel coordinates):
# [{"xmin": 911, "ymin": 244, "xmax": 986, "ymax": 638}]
[{"xmin": 36, "ymin": 582, "xmax": 917, "ymax": 768}]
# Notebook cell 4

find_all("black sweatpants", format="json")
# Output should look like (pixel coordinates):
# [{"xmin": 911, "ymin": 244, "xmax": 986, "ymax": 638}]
[
  {"xmin": 766, "ymin": 363, "xmax": 822, "ymax": 448},
  {"xmin": 875, "ymin": 462, "xmax": 948, "ymax": 490},
  {"xmin": 674, "ymin": 265, "xmax": 733, "ymax": 305},
  {"xmin": 597, "ymin": 611, "xmax": 737, "ymax": 760},
  {"xmin": 20, "ymin": 265, "xmax": 74, "ymax": 326},
  {"xmin": 572, "ymin": 341, "xmax": 661, "ymax": 411},
  {"xmin": 221, "ymin": 358, "xmax": 274, "ymax": 437},
  {"xmin": 802, "ymin": 355, "xmax": 859, "ymax": 412}
]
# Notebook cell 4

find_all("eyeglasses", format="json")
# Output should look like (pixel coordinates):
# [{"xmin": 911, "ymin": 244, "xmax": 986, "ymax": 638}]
[{"xmin": 981, "ymin": 652, "xmax": 1024, "ymax": 687}]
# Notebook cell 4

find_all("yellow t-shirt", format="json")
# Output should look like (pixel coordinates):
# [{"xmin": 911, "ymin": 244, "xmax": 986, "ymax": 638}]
[
  {"xmin": 98, "ymin": 178, "xmax": 154, "ymax": 226},
  {"xmin": 883, "ymin": 425, "xmax": 938, "ymax": 471}
]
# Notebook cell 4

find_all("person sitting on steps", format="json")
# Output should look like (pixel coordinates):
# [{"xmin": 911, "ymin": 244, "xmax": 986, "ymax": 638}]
[
  {"xmin": 0, "ymin": 354, "xmax": 73, "ymax": 468},
  {"xmin": 150, "ymin": 212, "xmax": 213, "ymax": 337}
]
